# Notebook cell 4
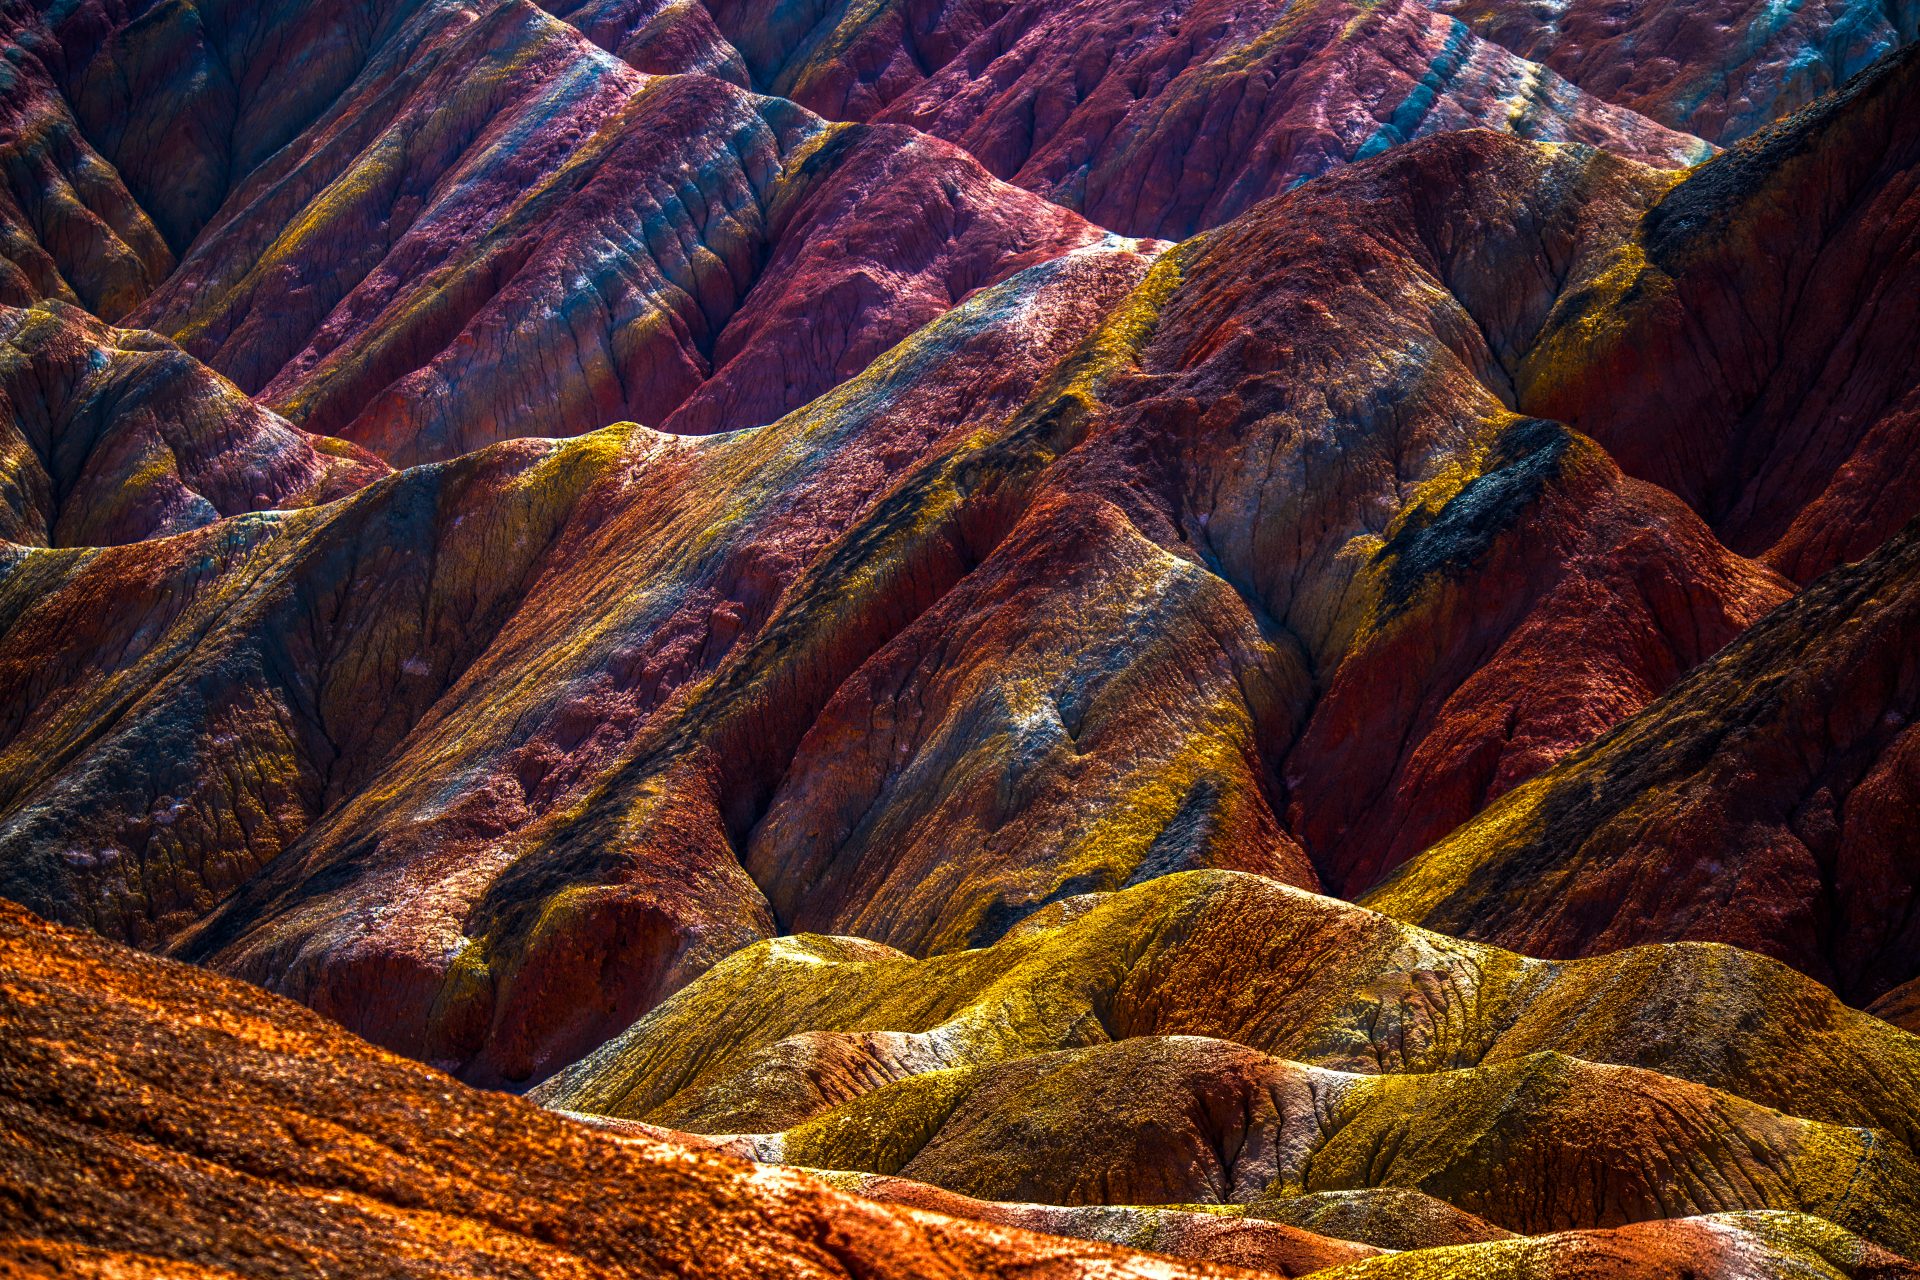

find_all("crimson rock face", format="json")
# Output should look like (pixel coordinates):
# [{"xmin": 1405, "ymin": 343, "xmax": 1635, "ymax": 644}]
[{"xmin": 1, "ymin": 2, "xmax": 1920, "ymax": 1278}]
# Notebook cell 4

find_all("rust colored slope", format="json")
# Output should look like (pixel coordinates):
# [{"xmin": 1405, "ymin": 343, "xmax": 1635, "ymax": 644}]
[
  {"xmin": 1517, "ymin": 44, "xmax": 1920, "ymax": 583},
  {"xmin": 1280, "ymin": 417, "xmax": 1789, "ymax": 897},
  {"xmin": 1874, "ymin": 979, "xmax": 1920, "ymax": 1035},
  {"xmin": 0, "ymin": 301, "xmax": 386, "ymax": 547},
  {"xmin": 0, "ymin": 894, "xmax": 1266, "ymax": 1280},
  {"xmin": 703, "ymin": 0, "xmax": 1706, "ymax": 239},
  {"xmin": 807, "ymin": 1174, "xmax": 1387, "ymax": 1273},
  {"xmin": 114, "ymin": 2, "xmax": 1115, "ymax": 466},
  {"xmin": 1364, "ymin": 510, "xmax": 1920, "ymax": 1008},
  {"xmin": 0, "ymin": 129, "xmax": 1808, "ymax": 1088},
  {"xmin": 745, "ymin": 129, "xmax": 1789, "ymax": 921},
  {"xmin": 151, "ymin": 245, "xmax": 1159, "ymax": 1087},
  {"xmin": 0, "ymin": 428, "xmax": 628, "ymax": 948},
  {"xmin": 2, "ymin": 893, "xmax": 1907, "ymax": 1280}
]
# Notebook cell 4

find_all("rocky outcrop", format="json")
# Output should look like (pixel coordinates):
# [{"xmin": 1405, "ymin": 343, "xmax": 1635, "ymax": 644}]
[
  {"xmin": 121, "ymin": 5, "xmax": 1120, "ymax": 465},
  {"xmin": 536, "ymin": 871, "xmax": 1920, "ymax": 1156},
  {"xmin": 2, "ymin": 0, "xmax": 1920, "ymax": 1270},
  {"xmin": 1516, "ymin": 45, "xmax": 1920, "ymax": 583},
  {"xmin": 803, "ymin": 1174, "xmax": 1387, "ymax": 1275},
  {"xmin": 765, "ymin": 1038, "xmax": 1920, "ymax": 1252},
  {"xmin": 0, "ymin": 120, "xmax": 1871, "ymax": 1087},
  {"xmin": 1327, "ymin": 1214, "xmax": 1919, "ymax": 1280},
  {"xmin": 1875, "ymin": 979, "xmax": 1920, "ymax": 1034},
  {"xmin": 8, "ymin": 891, "xmax": 1912, "ymax": 1280},
  {"xmin": 0, "ymin": 301, "xmax": 385, "ymax": 546},
  {"xmin": 0, "ymin": 3, "xmax": 171, "ymax": 320},
  {"xmin": 1430, "ymin": 0, "xmax": 1918, "ymax": 143},
  {"xmin": 0, "ymin": 427, "xmax": 627, "ymax": 947},
  {"xmin": 1364, "ymin": 512, "xmax": 1920, "ymax": 1008},
  {"xmin": 740, "ymin": 130, "xmax": 1788, "ymax": 927},
  {"xmin": 0, "ymin": 893, "xmax": 1276, "ymax": 1280},
  {"xmin": 705, "ymin": 0, "xmax": 1708, "ymax": 238},
  {"xmin": 541, "ymin": 0, "xmax": 752, "ymax": 79},
  {"xmin": 538, "ymin": 872, "xmax": 1920, "ymax": 1262},
  {"xmin": 1280, "ymin": 417, "xmax": 1790, "ymax": 896},
  {"xmin": 7, "ymin": 157, "xmax": 1128, "ymax": 1078},
  {"xmin": 1248, "ymin": 1189, "xmax": 1513, "ymax": 1252}
]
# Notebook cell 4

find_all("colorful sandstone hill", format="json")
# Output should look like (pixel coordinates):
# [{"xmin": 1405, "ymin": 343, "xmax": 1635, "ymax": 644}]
[{"xmin": 1, "ymin": 0, "xmax": 1919, "ymax": 1276}]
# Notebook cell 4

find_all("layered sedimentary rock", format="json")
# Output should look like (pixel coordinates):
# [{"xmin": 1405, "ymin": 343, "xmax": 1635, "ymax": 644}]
[
  {"xmin": 2, "ymin": 0, "xmax": 1920, "ymax": 1270},
  {"xmin": 1515, "ymin": 43, "xmax": 1920, "ymax": 583},
  {"xmin": 537, "ymin": 871, "xmax": 1920, "ymax": 1155},
  {"xmin": 23, "ymin": 0, "xmax": 448, "ymax": 255},
  {"xmin": 0, "ymin": 894, "xmax": 1274, "ymax": 1280},
  {"xmin": 540, "ymin": 872, "xmax": 1920, "ymax": 1259},
  {"xmin": 1364, "ymin": 511, "xmax": 1920, "ymax": 1007},
  {"xmin": 7, "ymin": 896, "xmax": 1915, "ymax": 1280},
  {"xmin": 1247, "ymin": 1190, "xmax": 1513, "ymax": 1252},
  {"xmin": 2, "ymin": 243, "xmax": 1165, "ymax": 1084},
  {"xmin": 1325, "ymin": 1214, "xmax": 1918, "ymax": 1280},
  {"xmin": 774, "ymin": 1174, "xmax": 1388, "ymax": 1274},
  {"xmin": 539, "ymin": 0, "xmax": 752, "ymax": 79},
  {"xmin": 1278, "ymin": 417, "xmax": 1791, "ymax": 895},
  {"xmin": 0, "ymin": 301, "xmax": 385, "ymax": 546},
  {"xmin": 112, "ymin": 3, "xmax": 1116, "ymax": 465},
  {"xmin": 2, "ymin": 94, "xmax": 1897, "ymax": 1087},
  {"xmin": 1430, "ymin": 0, "xmax": 1918, "ymax": 142},
  {"xmin": 1876, "ymin": 980, "xmax": 1920, "ymax": 1034},
  {"xmin": 703, "ymin": 0, "xmax": 1709, "ymax": 238},
  {"xmin": 0, "ymin": 5, "xmax": 171, "ymax": 321},
  {"xmin": 767, "ymin": 1039, "xmax": 1920, "ymax": 1251}
]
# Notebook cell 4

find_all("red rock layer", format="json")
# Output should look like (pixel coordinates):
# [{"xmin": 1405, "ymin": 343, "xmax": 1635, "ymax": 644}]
[
  {"xmin": 705, "ymin": 0, "xmax": 1708, "ymax": 238},
  {"xmin": 1365, "ymin": 509, "xmax": 1920, "ymax": 1008},
  {"xmin": 1432, "ymin": 0, "xmax": 1917, "ymax": 142},
  {"xmin": 0, "ymin": 894, "xmax": 1267, "ymax": 1280},
  {"xmin": 1341, "ymin": 49, "xmax": 1920, "ymax": 957},
  {"xmin": 10, "ymin": 891, "xmax": 1913, "ymax": 1280},
  {"xmin": 0, "ymin": 301, "xmax": 386, "ymax": 546},
  {"xmin": 0, "ymin": 122, "xmax": 1823, "ymax": 1086},
  {"xmin": 1517, "ymin": 44, "xmax": 1920, "ymax": 583},
  {"xmin": 2, "ymin": 0, "xmax": 1916, "ymax": 1105},
  {"xmin": 112, "ymin": 3, "xmax": 1112, "ymax": 465},
  {"xmin": 25, "ymin": 0, "xmax": 448, "ymax": 254},
  {"xmin": 1873, "ymin": 978, "xmax": 1920, "ymax": 1034}
]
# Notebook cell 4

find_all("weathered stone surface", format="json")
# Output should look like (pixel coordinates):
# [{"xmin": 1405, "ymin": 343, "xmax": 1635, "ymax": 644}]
[
  {"xmin": 1314, "ymin": 1213, "xmax": 1918, "ymax": 1280},
  {"xmin": 1430, "ymin": 0, "xmax": 1918, "ymax": 143},
  {"xmin": 0, "ymin": 301, "xmax": 385, "ymax": 546},
  {"xmin": 0, "ymin": 893, "xmax": 1278, "ymax": 1280},
  {"xmin": 705, "ymin": 0, "xmax": 1709, "ymax": 238},
  {"xmin": 763, "ymin": 1037, "xmax": 1920, "ymax": 1252},
  {"xmin": 1517, "ymin": 45, "xmax": 1920, "ymax": 583},
  {"xmin": 3, "ymin": 1, "xmax": 1920, "ymax": 1272},
  {"xmin": 1365, "ymin": 512, "xmax": 1920, "ymax": 1007},
  {"xmin": 538, "ymin": 871, "xmax": 1920, "ymax": 1158},
  {"xmin": 806, "ymin": 1174, "xmax": 1387, "ymax": 1275},
  {"xmin": 122, "ymin": 6, "xmax": 1120, "ymax": 465},
  {"xmin": 0, "ymin": 113, "xmax": 1893, "ymax": 1089},
  {"xmin": 0, "ymin": 4, "xmax": 171, "ymax": 321},
  {"xmin": 1248, "ymin": 1189, "xmax": 1513, "ymax": 1252}
]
